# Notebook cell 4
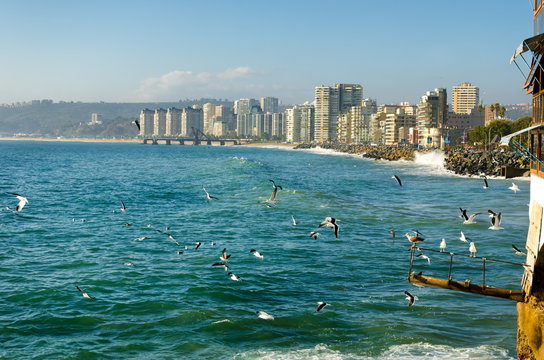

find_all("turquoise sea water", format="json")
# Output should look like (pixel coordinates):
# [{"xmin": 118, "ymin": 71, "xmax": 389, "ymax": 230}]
[{"xmin": 0, "ymin": 141, "xmax": 530, "ymax": 359}]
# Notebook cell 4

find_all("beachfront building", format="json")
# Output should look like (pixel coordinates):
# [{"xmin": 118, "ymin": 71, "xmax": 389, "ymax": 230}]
[
  {"xmin": 202, "ymin": 103, "xmax": 216, "ymax": 135},
  {"xmin": 286, "ymin": 105, "xmax": 314, "ymax": 142},
  {"xmin": 271, "ymin": 112, "xmax": 285, "ymax": 138},
  {"xmin": 416, "ymin": 88, "xmax": 448, "ymax": 147},
  {"xmin": 314, "ymin": 83, "xmax": 363, "ymax": 142},
  {"xmin": 165, "ymin": 107, "xmax": 182, "ymax": 136},
  {"xmin": 153, "ymin": 108, "xmax": 167, "ymax": 137},
  {"xmin": 383, "ymin": 108, "xmax": 417, "ymax": 145},
  {"xmin": 139, "ymin": 109, "xmax": 154, "ymax": 137},
  {"xmin": 447, "ymin": 108, "xmax": 485, "ymax": 130},
  {"xmin": 452, "ymin": 82, "xmax": 479, "ymax": 114},
  {"xmin": 180, "ymin": 107, "xmax": 203, "ymax": 137}
]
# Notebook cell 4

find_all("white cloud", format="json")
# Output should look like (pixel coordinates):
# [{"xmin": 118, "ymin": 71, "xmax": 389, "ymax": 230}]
[{"xmin": 134, "ymin": 67, "xmax": 258, "ymax": 101}]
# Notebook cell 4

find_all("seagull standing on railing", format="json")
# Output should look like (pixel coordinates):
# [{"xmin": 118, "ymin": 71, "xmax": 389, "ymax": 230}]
[
  {"xmin": 440, "ymin": 238, "xmax": 447, "ymax": 252},
  {"xmin": 469, "ymin": 242, "xmax": 477, "ymax": 257}
]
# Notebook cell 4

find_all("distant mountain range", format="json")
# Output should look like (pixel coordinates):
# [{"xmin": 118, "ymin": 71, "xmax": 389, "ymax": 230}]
[{"xmin": 0, "ymin": 99, "xmax": 234, "ymax": 138}]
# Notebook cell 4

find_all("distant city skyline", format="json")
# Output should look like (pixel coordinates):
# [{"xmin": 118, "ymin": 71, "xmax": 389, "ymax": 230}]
[{"xmin": 0, "ymin": 1, "xmax": 534, "ymax": 106}]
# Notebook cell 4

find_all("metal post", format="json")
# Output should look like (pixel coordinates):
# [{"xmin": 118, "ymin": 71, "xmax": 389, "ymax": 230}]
[
  {"xmin": 483, "ymin": 257, "xmax": 486, "ymax": 289},
  {"xmin": 448, "ymin": 253, "xmax": 454, "ymax": 281},
  {"xmin": 408, "ymin": 246, "xmax": 414, "ymax": 278}
]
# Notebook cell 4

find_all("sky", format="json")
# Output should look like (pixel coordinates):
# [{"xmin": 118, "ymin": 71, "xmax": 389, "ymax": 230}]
[{"xmin": 0, "ymin": 0, "xmax": 536, "ymax": 106}]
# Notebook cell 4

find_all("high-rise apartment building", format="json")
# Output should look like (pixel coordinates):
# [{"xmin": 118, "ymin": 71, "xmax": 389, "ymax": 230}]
[
  {"xmin": 202, "ymin": 103, "xmax": 216, "ymax": 135},
  {"xmin": 416, "ymin": 88, "xmax": 447, "ymax": 129},
  {"xmin": 452, "ymin": 82, "xmax": 479, "ymax": 114},
  {"xmin": 286, "ymin": 105, "xmax": 314, "ymax": 142},
  {"xmin": 165, "ymin": 107, "xmax": 182, "ymax": 136},
  {"xmin": 314, "ymin": 84, "xmax": 362, "ymax": 142},
  {"xmin": 180, "ymin": 107, "xmax": 203, "ymax": 137},
  {"xmin": 153, "ymin": 108, "xmax": 167, "ymax": 137},
  {"xmin": 261, "ymin": 97, "xmax": 279, "ymax": 114},
  {"xmin": 139, "ymin": 108, "xmax": 154, "ymax": 137}
]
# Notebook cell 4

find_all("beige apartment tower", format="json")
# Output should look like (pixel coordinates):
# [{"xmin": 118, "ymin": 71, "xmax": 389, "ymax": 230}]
[{"xmin": 452, "ymin": 82, "xmax": 479, "ymax": 114}]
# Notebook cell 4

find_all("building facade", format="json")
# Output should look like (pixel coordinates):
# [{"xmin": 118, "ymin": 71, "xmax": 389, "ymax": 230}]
[{"xmin": 452, "ymin": 82, "xmax": 479, "ymax": 114}]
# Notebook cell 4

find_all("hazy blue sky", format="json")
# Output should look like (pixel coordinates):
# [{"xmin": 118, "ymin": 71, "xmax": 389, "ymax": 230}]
[{"xmin": 0, "ymin": 1, "xmax": 535, "ymax": 105}]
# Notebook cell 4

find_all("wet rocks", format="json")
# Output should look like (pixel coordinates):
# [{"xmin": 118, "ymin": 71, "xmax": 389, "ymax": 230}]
[{"xmin": 294, "ymin": 143, "xmax": 528, "ymax": 177}]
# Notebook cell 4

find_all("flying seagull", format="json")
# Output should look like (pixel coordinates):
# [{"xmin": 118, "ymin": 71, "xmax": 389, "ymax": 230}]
[
  {"xmin": 195, "ymin": 242, "xmax": 202, "ymax": 250},
  {"xmin": 212, "ymin": 262, "xmax": 228, "ymax": 271},
  {"xmin": 220, "ymin": 248, "xmax": 231, "ymax": 262},
  {"xmin": 459, "ymin": 208, "xmax": 481, "ymax": 224},
  {"xmin": 440, "ymin": 238, "xmax": 447, "ymax": 252},
  {"xmin": 256, "ymin": 311, "xmax": 274, "ymax": 320},
  {"xmin": 76, "ymin": 286, "xmax": 94, "ymax": 299},
  {"xmin": 512, "ymin": 244, "xmax": 526, "ymax": 256},
  {"xmin": 291, "ymin": 215, "xmax": 302, "ymax": 226},
  {"xmin": 228, "ymin": 272, "xmax": 241, "ymax": 281},
  {"xmin": 120, "ymin": 200, "xmax": 126, "ymax": 212},
  {"xmin": 392, "ymin": 175, "xmax": 402, "ymax": 187},
  {"xmin": 133, "ymin": 119, "xmax": 141, "ymax": 131},
  {"xmin": 309, "ymin": 231, "xmax": 319, "ymax": 240},
  {"xmin": 509, "ymin": 183, "xmax": 520, "ymax": 194},
  {"xmin": 459, "ymin": 231, "xmax": 470, "ymax": 243},
  {"xmin": 481, "ymin": 175, "xmax": 489, "ymax": 189},
  {"xmin": 319, "ymin": 217, "xmax": 339, "ymax": 238},
  {"xmin": 156, "ymin": 229, "xmax": 180, "ymax": 246},
  {"xmin": 316, "ymin": 301, "xmax": 329, "ymax": 312},
  {"xmin": 250, "ymin": 249, "xmax": 264, "ymax": 259},
  {"xmin": 262, "ymin": 179, "xmax": 282, "ymax": 204},
  {"xmin": 405, "ymin": 231, "xmax": 424, "ymax": 245},
  {"xmin": 469, "ymin": 241, "xmax": 477, "ymax": 257},
  {"xmin": 488, "ymin": 209, "xmax": 497, "ymax": 218},
  {"xmin": 202, "ymin": 185, "xmax": 219, "ymax": 200},
  {"xmin": 417, "ymin": 253, "xmax": 431, "ymax": 265},
  {"xmin": 6, "ymin": 192, "xmax": 28, "ymax": 211},
  {"xmin": 404, "ymin": 290, "xmax": 416, "ymax": 306},
  {"xmin": 489, "ymin": 212, "xmax": 503, "ymax": 230}
]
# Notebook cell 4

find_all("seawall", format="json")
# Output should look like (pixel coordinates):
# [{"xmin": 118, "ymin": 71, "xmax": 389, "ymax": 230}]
[{"xmin": 294, "ymin": 143, "xmax": 528, "ymax": 177}]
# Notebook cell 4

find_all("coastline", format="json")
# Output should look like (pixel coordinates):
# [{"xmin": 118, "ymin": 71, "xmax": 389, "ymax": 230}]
[{"xmin": 0, "ymin": 136, "xmax": 139, "ymax": 143}]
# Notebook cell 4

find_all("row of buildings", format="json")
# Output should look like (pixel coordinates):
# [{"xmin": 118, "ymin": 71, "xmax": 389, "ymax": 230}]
[{"xmin": 139, "ymin": 82, "xmax": 499, "ymax": 147}]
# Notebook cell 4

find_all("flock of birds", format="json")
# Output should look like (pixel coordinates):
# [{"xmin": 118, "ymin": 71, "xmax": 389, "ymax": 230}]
[
  {"xmin": 3, "ymin": 170, "xmax": 525, "ymax": 314},
  {"xmin": 3, "ymin": 179, "xmax": 337, "ymax": 319},
  {"xmin": 389, "ymin": 173, "xmax": 525, "ymax": 306}
]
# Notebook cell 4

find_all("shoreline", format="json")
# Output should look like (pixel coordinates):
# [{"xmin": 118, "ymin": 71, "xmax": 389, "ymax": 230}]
[{"xmin": 0, "ymin": 137, "xmax": 139, "ymax": 143}]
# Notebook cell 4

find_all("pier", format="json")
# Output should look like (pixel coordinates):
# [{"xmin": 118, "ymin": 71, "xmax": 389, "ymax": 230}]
[{"xmin": 141, "ymin": 137, "xmax": 240, "ymax": 146}]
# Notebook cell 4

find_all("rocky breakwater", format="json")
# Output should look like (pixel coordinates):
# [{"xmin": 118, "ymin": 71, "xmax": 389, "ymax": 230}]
[
  {"xmin": 294, "ymin": 143, "xmax": 416, "ymax": 161},
  {"xmin": 444, "ymin": 150, "xmax": 528, "ymax": 177}
]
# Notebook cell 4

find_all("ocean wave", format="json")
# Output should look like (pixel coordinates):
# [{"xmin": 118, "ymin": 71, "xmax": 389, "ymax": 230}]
[{"xmin": 234, "ymin": 342, "xmax": 513, "ymax": 360}]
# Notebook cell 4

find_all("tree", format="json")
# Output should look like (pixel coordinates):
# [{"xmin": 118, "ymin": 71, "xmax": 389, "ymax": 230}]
[{"xmin": 469, "ymin": 125, "xmax": 487, "ymax": 144}]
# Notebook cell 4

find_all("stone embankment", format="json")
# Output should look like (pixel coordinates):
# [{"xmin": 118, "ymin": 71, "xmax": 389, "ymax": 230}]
[{"xmin": 294, "ymin": 143, "xmax": 528, "ymax": 177}]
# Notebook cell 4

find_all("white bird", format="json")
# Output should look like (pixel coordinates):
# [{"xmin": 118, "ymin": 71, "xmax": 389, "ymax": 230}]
[
  {"xmin": 512, "ymin": 244, "xmax": 526, "ymax": 256},
  {"xmin": 319, "ymin": 217, "xmax": 339, "ymax": 238},
  {"xmin": 76, "ymin": 286, "xmax": 94, "ymax": 299},
  {"xmin": 459, "ymin": 231, "xmax": 470, "ymax": 243},
  {"xmin": 469, "ymin": 242, "xmax": 477, "ymax": 257},
  {"xmin": 404, "ymin": 290, "xmax": 416, "ymax": 306},
  {"xmin": 6, "ymin": 192, "xmax": 28, "ymax": 211},
  {"xmin": 220, "ymin": 248, "xmax": 231, "ymax": 262},
  {"xmin": 122, "ymin": 262, "xmax": 135, "ymax": 266},
  {"xmin": 132, "ymin": 236, "xmax": 149, "ymax": 241},
  {"xmin": 309, "ymin": 231, "xmax": 319, "ymax": 240},
  {"xmin": 417, "ymin": 253, "xmax": 431, "ymax": 265},
  {"xmin": 509, "ymin": 183, "xmax": 520, "ymax": 194},
  {"xmin": 291, "ymin": 215, "xmax": 302, "ymax": 226},
  {"xmin": 195, "ymin": 242, "xmax": 202, "ymax": 250},
  {"xmin": 202, "ymin": 184, "xmax": 219, "ymax": 200},
  {"xmin": 489, "ymin": 212, "xmax": 503, "ymax": 231},
  {"xmin": 316, "ymin": 302, "xmax": 329, "ymax": 312},
  {"xmin": 120, "ymin": 200, "xmax": 126, "ymax": 212},
  {"xmin": 392, "ymin": 175, "xmax": 402, "ymax": 186},
  {"xmin": 482, "ymin": 176, "xmax": 489, "ymax": 189},
  {"xmin": 250, "ymin": 249, "xmax": 263, "ymax": 259},
  {"xmin": 488, "ymin": 209, "xmax": 497, "ymax": 218},
  {"xmin": 459, "ymin": 208, "xmax": 481, "ymax": 224},
  {"xmin": 156, "ymin": 229, "xmax": 180, "ymax": 246},
  {"xmin": 256, "ymin": 311, "xmax": 274, "ymax": 320},
  {"xmin": 440, "ymin": 238, "xmax": 447, "ymax": 252},
  {"xmin": 228, "ymin": 272, "xmax": 241, "ymax": 281}
]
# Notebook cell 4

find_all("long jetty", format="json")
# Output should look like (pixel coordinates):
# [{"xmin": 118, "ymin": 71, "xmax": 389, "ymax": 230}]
[{"xmin": 141, "ymin": 137, "xmax": 240, "ymax": 145}]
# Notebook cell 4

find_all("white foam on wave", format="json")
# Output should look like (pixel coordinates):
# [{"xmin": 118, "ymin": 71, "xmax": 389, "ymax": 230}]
[
  {"xmin": 234, "ymin": 343, "xmax": 513, "ymax": 360},
  {"xmin": 413, "ymin": 150, "xmax": 446, "ymax": 169}
]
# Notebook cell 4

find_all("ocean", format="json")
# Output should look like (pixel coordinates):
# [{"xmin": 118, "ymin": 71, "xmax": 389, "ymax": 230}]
[{"xmin": 0, "ymin": 141, "xmax": 529, "ymax": 359}]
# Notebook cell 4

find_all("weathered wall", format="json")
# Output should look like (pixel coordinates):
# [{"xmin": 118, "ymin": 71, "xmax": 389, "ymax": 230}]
[{"xmin": 517, "ymin": 298, "xmax": 544, "ymax": 359}]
